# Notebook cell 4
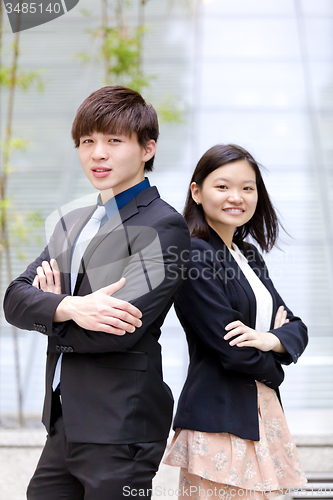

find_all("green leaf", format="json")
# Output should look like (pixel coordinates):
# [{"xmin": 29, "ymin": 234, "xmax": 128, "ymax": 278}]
[{"xmin": 157, "ymin": 95, "xmax": 188, "ymax": 124}]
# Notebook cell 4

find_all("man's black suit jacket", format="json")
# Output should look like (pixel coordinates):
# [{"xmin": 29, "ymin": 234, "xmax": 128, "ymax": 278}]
[
  {"xmin": 4, "ymin": 187, "xmax": 190, "ymax": 444},
  {"xmin": 173, "ymin": 228, "xmax": 308, "ymax": 441}
]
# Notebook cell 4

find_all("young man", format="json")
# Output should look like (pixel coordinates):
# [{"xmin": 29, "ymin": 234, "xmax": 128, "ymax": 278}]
[{"xmin": 3, "ymin": 86, "xmax": 190, "ymax": 499}]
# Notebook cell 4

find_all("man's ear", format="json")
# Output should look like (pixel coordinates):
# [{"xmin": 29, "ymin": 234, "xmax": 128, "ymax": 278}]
[{"xmin": 143, "ymin": 140, "xmax": 157, "ymax": 162}]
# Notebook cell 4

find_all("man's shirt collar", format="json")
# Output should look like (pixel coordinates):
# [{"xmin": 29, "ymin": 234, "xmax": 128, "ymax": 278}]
[{"xmin": 97, "ymin": 178, "xmax": 150, "ymax": 221}]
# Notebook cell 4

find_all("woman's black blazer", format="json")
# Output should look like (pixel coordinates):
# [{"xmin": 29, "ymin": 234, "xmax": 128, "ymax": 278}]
[{"xmin": 173, "ymin": 228, "xmax": 308, "ymax": 441}]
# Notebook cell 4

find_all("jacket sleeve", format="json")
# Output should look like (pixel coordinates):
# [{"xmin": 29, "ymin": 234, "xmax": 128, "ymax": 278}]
[
  {"xmin": 250, "ymin": 246, "xmax": 308, "ymax": 365},
  {"xmin": 3, "ymin": 244, "xmax": 68, "ymax": 336},
  {"xmin": 51, "ymin": 212, "xmax": 190, "ymax": 352},
  {"xmin": 175, "ymin": 239, "xmax": 285, "ymax": 389},
  {"xmin": 4, "ymin": 212, "xmax": 190, "ymax": 352}
]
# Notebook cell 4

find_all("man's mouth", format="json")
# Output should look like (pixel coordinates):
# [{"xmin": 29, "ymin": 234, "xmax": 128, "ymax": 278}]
[{"xmin": 92, "ymin": 168, "xmax": 112, "ymax": 178}]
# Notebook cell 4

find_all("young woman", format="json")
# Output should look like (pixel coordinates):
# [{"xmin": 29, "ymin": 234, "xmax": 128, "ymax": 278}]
[{"xmin": 163, "ymin": 144, "xmax": 308, "ymax": 499}]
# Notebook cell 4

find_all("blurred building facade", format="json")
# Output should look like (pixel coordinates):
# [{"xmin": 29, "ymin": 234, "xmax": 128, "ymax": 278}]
[{"xmin": 0, "ymin": 0, "xmax": 332, "ymax": 434}]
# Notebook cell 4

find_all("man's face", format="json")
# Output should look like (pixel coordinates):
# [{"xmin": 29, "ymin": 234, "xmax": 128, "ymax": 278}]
[{"xmin": 78, "ymin": 132, "xmax": 156, "ymax": 202}]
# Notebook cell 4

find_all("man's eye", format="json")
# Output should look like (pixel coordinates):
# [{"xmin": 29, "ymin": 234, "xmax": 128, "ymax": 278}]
[
  {"xmin": 109, "ymin": 138, "xmax": 121, "ymax": 143},
  {"xmin": 82, "ymin": 139, "xmax": 93, "ymax": 144}
]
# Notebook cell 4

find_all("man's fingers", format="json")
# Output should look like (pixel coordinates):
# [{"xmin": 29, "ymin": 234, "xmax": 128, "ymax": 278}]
[
  {"xmin": 50, "ymin": 258, "xmax": 60, "ymax": 272},
  {"xmin": 102, "ymin": 290, "xmax": 142, "ymax": 319},
  {"xmin": 42, "ymin": 261, "xmax": 54, "ymax": 285},
  {"xmin": 50, "ymin": 259, "xmax": 61, "ymax": 288},
  {"xmin": 32, "ymin": 275, "xmax": 39, "ymax": 289},
  {"xmin": 111, "ymin": 308, "xmax": 142, "ymax": 328},
  {"xmin": 102, "ymin": 277, "xmax": 126, "ymax": 296},
  {"xmin": 36, "ymin": 266, "xmax": 46, "ymax": 286},
  {"xmin": 113, "ymin": 299, "xmax": 142, "ymax": 319},
  {"xmin": 100, "ymin": 279, "xmax": 143, "ymax": 319},
  {"xmin": 95, "ymin": 323, "xmax": 126, "ymax": 336}
]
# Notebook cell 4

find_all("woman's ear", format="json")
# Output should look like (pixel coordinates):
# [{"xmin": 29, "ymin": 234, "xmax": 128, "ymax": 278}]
[
  {"xmin": 143, "ymin": 140, "xmax": 157, "ymax": 162},
  {"xmin": 190, "ymin": 182, "xmax": 201, "ymax": 205}
]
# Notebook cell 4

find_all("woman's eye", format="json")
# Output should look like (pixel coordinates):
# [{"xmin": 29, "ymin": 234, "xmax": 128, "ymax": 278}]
[
  {"xmin": 244, "ymin": 187, "xmax": 254, "ymax": 191},
  {"xmin": 217, "ymin": 185, "xmax": 227, "ymax": 190}
]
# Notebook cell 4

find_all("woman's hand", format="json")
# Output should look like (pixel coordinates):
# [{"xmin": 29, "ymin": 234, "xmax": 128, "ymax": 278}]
[
  {"xmin": 273, "ymin": 304, "xmax": 289, "ymax": 329},
  {"xmin": 224, "ymin": 306, "xmax": 289, "ymax": 353},
  {"xmin": 32, "ymin": 259, "xmax": 62, "ymax": 294}
]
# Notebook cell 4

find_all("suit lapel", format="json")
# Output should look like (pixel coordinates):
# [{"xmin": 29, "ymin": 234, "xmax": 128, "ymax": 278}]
[
  {"xmin": 73, "ymin": 186, "xmax": 160, "ymax": 295},
  {"xmin": 208, "ymin": 229, "xmax": 257, "ymax": 328},
  {"xmin": 243, "ymin": 246, "xmax": 277, "ymax": 328}
]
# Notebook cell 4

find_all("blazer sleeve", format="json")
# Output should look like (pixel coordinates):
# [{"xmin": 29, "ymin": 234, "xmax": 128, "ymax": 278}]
[
  {"xmin": 4, "ymin": 212, "xmax": 190, "ymax": 352},
  {"xmin": 250, "ymin": 246, "xmax": 308, "ymax": 365},
  {"xmin": 175, "ymin": 238, "xmax": 285, "ymax": 389},
  {"xmin": 50, "ymin": 212, "xmax": 190, "ymax": 353},
  {"xmin": 3, "ymin": 244, "xmax": 68, "ymax": 336}
]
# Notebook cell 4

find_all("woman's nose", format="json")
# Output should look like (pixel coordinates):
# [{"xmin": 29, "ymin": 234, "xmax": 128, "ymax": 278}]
[{"xmin": 227, "ymin": 191, "xmax": 243, "ymax": 203}]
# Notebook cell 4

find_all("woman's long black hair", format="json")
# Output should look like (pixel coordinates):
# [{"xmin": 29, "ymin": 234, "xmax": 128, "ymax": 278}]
[{"xmin": 184, "ymin": 144, "xmax": 279, "ymax": 252}]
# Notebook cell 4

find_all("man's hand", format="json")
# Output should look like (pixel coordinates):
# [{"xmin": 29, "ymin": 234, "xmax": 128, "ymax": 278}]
[
  {"xmin": 54, "ymin": 277, "xmax": 142, "ymax": 336},
  {"xmin": 32, "ymin": 259, "xmax": 61, "ymax": 294},
  {"xmin": 224, "ymin": 306, "xmax": 289, "ymax": 353}
]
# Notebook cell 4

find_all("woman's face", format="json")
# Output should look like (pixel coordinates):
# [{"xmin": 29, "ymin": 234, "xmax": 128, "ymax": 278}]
[{"xmin": 192, "ymin": 160, "xmax": 258, "ymax": 238}]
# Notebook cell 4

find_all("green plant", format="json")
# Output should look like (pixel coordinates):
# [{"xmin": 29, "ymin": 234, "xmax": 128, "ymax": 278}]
[{"xmin": 0, "ymin": 1, "xmax": 44, "ymax": 427}]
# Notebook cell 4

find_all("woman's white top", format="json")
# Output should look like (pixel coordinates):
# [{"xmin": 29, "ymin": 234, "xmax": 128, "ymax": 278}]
[{"xmin": 228, "ymin": 243, "xmax": 273, "ymax": 332}]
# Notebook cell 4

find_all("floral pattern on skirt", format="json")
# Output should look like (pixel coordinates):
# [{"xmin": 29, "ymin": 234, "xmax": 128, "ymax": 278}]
[{"xmin": 163, "ymin": 382, "xmax": 307, "ymax": 499}]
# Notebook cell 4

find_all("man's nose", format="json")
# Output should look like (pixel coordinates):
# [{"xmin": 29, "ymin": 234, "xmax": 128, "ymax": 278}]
[{"xmin": 91, "ymin": 142, "xmax": 109, "ymax": 160}]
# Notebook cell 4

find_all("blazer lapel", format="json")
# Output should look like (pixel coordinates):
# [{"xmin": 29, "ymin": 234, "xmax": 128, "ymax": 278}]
[
  {"xmin": 78, "ymin": 197, "xmax": 139, "ymax": 274},
  {"xmin": 243, "ymin": 246, "xmax": 277, "ymax": 328},
  {"xmin": 73, "ymin": 186, "xmax": 160, "ymax": 295},
  {"xmin": 208, "ymin": 228, "xmax": 257, "ymax": 328}
]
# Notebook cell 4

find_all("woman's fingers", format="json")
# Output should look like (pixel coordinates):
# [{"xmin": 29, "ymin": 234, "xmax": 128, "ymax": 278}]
[
  {"xmin": 274, "ymin": 305, "xmax": 289, "ymax": 329},
  {"xmin": 225, "ymin": 320, "xmax": 244, "ymax": 330},
  {"xmin": 224, "ymin": 326, "xmax": 247, "ymax": 341},
  {"xmin": 228, "ymin": 332, "xmax": 252, "ymax": 346}
]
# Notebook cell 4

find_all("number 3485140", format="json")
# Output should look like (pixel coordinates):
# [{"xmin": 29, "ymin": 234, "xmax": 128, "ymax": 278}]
[{"xmin": 5, "ymin": 3, "xmax": 62, "ymax": 14}]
